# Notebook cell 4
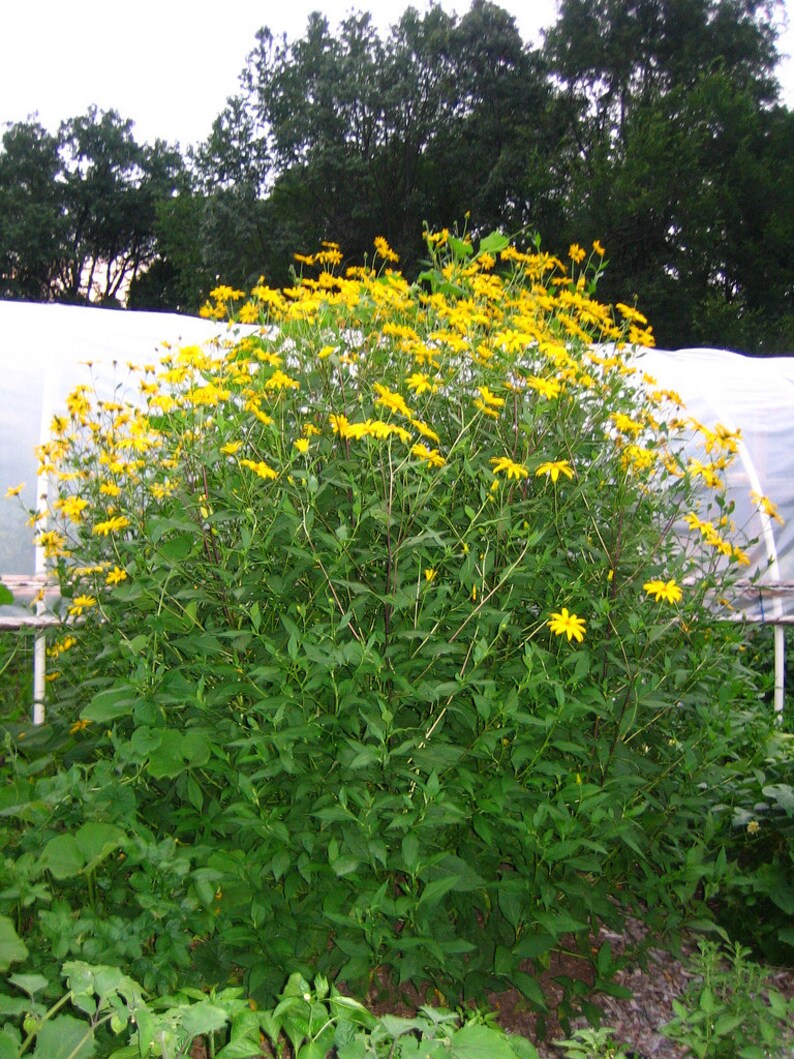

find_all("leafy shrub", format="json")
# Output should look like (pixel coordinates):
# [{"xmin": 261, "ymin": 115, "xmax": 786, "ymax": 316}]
[
  {"xmin": 661, "ymin": 939, "xmax": 794, "ymax": 1058},
  {"xmin": 712, "ymin": 729, "xmax": 794, "ymax": 964},
  {"xmin": 2, "ymin": 230, "xmax": 763, "ymax": 1021}
]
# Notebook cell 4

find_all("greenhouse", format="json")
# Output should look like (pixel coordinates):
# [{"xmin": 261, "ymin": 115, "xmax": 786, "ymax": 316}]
[{"xmin": 1, "ymin": 299, "xmax": 793, "ymax": 720}]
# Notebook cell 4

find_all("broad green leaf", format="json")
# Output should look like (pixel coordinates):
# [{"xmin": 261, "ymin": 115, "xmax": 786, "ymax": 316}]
[
  {"xmin": 512, "ymin": 971, "xmax": 547, "ymax": 1011},
  {"xmin": 146, "ymin": 730, "xmax": 210, "ymax": 779},
  {"xmin": 38, "ymin": 834, "xmax": 84, "ymax": 879},
  {"xmin": 75, "ymin": 823, "xmax": 125, "ymax": 868},
  {"xmin": 82, "ymin": 686, "xmax": 137, "ymax": 723},
  {"xmin": 450, "ymin": 1022, "xmax": 520, "ymax": 1059},
  {"xmin": 8, "ymin": 973, "xmax": 48, "ymax": 996},
  {"xmin": 178, "ymin": 1001, "xmax": 229, "ymax": 1040},
  {"xmin": 478, "ymin": 232, "xmax": 510, "ymax": 255},
  {"xmin": 418, "ymin": 876, "xmax": 461, "ymax": 907},
  {"xmin": 32, "ymin": 1013, "xmax": 94, "ymax": 1059},
  {"xmin": 0, "ymin": 1030, "xmax": 20, "ymax": 1059},
  {"xmin": 0, "ymin": 995, "xmax": 29, "ymax": 1016},
  {"xmin": 215, "ymin": 1039, "xmax": 265, "ymax": 1058}
]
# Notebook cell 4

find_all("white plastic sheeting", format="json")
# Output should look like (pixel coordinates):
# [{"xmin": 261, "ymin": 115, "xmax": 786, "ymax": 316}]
[
  {"xmin": 0, "ymin": 301, "xmax": 236, "ymax": 577},
  {"xmin": 2, "ymin": 304, "xmax": 791, "ymax": 601},
  {"xmin": 0, "ymin": 304, "xmax": 792, "ymax": 720},
  {"xmin": 636, "ymin": 347, "xmax": 794, "ymax": 626}
]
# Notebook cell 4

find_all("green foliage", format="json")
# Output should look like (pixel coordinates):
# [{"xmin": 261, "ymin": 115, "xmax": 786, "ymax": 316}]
[
  {"xmin": 554, "ymin": 1026, "xmax": 631, "ymax": 1059},
  {"xmin": 543, "ymin": 0, "xmax": 794, "ymax": 353},
  {"xmin": 0, "ymin": 960, "xmax": 539, "ymax": 1059},
  {"xmin": 0, "ymin": 107, "xmax": 184, "ymax": 306},
  {"xmin": 0, "ymin": 229, "xmax": 768, "ymax": 1029},
  {"xmin": 711, "ymin": 729, "xmax": 794, "ymax": 963},
  {"xmin": 0, "ymin": 631, "xmax": 33, "ymax": 724},
  {"xmin": 660, "ymin": 939, "xmax": 794, "ymax": 1058}
]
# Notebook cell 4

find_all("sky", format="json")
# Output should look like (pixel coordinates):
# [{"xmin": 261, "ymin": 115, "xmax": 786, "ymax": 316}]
[{"xmin": 1, "ymin": 0, "xmax": 792, "ymax": 150}]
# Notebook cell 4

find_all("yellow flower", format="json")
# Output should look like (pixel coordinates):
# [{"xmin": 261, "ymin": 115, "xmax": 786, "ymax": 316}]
[
  {"xmin": 490, "ymin": 456, "xmax": 528, "ymax": 480},
  {"xmin": 69, "ymin": 718, "xmax": 93, "ymax": 735},
  {"xmin": 106, "ymin": 567, "xmax": 128, "ymax": 586},
  {"xmin": 746, "ymin": 820, "xmax": 760, "ymax": 834},
  {"xmin": 240, "ymin": 458, "xmax": 278, "ymax": 481},
  {"xmin": 374, "ymin": 383, "xmax": 413, "ymax": 419},
  {"xmin": 57, "ymin": 495, "xmax": 89, "ymax": 522},
  {"xmin": 92, "ymin": 515, "xmax": 131, "ymax": 536},
  {"xmin": 69, "ymin": 594, "xmax": 97, "ymax": 616},
  {"xmin": 535, "ymin": 460, "xmax": 574, "ymax": 482},
  {"xmin": 264, "ymin": 369, "xmax": 300, "ymax": 391},
  {"xmin": 477, "ymin": 386, "xmax": 505, "ymax": 408},
  {"xmin": 36, "ymin": 530, "xmax": 68, "ymax": 557},
  {"xmin": 411, "ymin": 443, "xmax": 446, "ymax": 468},
  {"xmin": 568, "ymin": 244, "xmax": 586, "ymax": 264},
  {"xmin": 330, "ymin": 414, "xmax": 352, "ymax": 437},
  {"xmin": 473, "ymin": 398, "xmax": 500, "ymax": 419},
  {"xmin": 424, "ymin": 568, "xmax": 437, "ymax": 582},
  {"xmin": 548, "ymin": 608, "xmax": 586, "ymax": 643},
  {"xmin": 643, "ymin": 578, "xmax": 683, "ymax": 604},
  {"xmin": 592, "ymin": 240, "xmax": 605, "ymax": 257},
  {"xmin": 374, "ymin": 236, "xmax": 399, "ymax": 263},
  {"xmin": 4, "ymin": 482, "xmax": 25, "ymax": 498},
  {"xmin": 525, "ymin": 375, "xmax": 561, "ymax": 400},
  {"xmin": 220, "ymin": 440, "xmax": 242, "ymax": 455},
  {"xmin": 406, "ymin": 372, "xmax": 436, "ymax": 395},
  {"xmin": 750, "ymin": 492, "xmax": 784, "ymax": 525},
  {"xmin": 294, "ymin": 438, "xmax": 310, "ymax": 454}
]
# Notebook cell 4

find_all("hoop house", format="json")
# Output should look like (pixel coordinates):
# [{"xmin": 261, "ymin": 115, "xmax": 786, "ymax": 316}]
[
  {"xmin": 0, "ymin": 301, "xmax": 241, "ymax": 720},
  {"xmin": 1, "ymin": 302, "xmax": 792, "ymax": 718}
]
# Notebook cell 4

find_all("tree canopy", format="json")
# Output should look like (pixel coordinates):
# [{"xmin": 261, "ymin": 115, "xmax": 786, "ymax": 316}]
[{"xmin": 0, "ymin": 0, "xmax": 792, "ymax": 352}]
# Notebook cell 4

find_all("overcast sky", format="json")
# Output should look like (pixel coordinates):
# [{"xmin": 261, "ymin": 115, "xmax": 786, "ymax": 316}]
[{"xmin": 1, "ymin": 0, "xmax": 792, "ymax": 149}]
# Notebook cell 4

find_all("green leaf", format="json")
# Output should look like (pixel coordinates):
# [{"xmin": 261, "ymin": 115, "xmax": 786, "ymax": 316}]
[
  {"xmin": 215, "ymin": 1039, "xmax": 265, "ymax": 1059},
  {"xmin": 0, "ymin": 1030, "xmax": 20, "ymax": 1059},
  {"xmin": 505, "ymin": 1036, "xmax": 540, "ymax": 1059},
  {"xmin": 8, "ymin": 974, "xmax": 48, "ymax": 997},
  {"xmin": 762, "ymin": 783, "xmax": 794, "ymax": 813},
  {"xmin": 75, "ymin": 823, "xmax": 125, "ymax": 868},
  {"xmin": 478, "ymin": 232, "xmax": 510, "ymax": 255},
  {"xmin": 451, "ymin": 1022, "xmax": 519, "ymax": 1059},
  {"xmin": 0, "ymin": 584, "xmax": 13, "ymax": 605},
  {"xmin": 512, "ymin": 971, "xmax": 547, "ymax": 1011},
  {"xmin": 38, "ymin": 834, "xmax": 84, "ymax": 879},
  {"xmin": 32, "ymin": 1014, "xmax": 94, "ymax": 1059},
  {"xmin": 0, "ymin": 995, "xmax": 29, "ymax": 1016},
  {"xmin": 178, "ymin": 1001, "xmax": 229, "ymax": 1040},
  {"xmin": 447, "ymin": 236, "xmax": 473, "ymax": 261},
  {"xmin": 82, "ymin": 686, "xmax": 137, "ymax": 723},
  {"xmin": 0, "ymin": 919, "xmax": 26, "ymax": 974},
  {"xmin": 147, "ymin": 730, "xmax": 211, "ymax": 779},
  {"xmin": 418, "ymin": 876, "xmax": 461, "ymax": 907}
]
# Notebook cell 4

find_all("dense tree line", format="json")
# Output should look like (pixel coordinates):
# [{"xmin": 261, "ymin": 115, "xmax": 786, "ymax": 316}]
[{"xmin": 1, "ymin": 0, "xmax": 792, "ymax": 353}]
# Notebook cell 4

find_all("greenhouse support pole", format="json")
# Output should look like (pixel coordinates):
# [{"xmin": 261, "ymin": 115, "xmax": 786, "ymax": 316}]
[
  {"xmin": 708, "ymin": 401, "xmax": 785, "ymax": 722},
  {"xmin": 32, "ymin": 351, "xmax": 59, "ymax": 726},
  {"xmin": 33, "ymin": 627, "xmax": 46, "ymax": 726},
  {"xmin": 774, "ymin": 625, "xmax": 785, "ymax": 720}
]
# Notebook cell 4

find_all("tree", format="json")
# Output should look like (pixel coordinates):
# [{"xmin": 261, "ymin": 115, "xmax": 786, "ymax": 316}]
[
  {"xmin": 56, "ymin": 108, "xmax": 184, "ymax": 305},
  {"xmin": 195, "ymin": 3, "xmax": 561, "ymax": 281},
  {"xmin": 544, "ymin": 0, "xmax": 791, "ymax": 351},
  {"xmin": 0, "ymin": 108, "xmax": 184, "ymax": 307},
  {"xmin": 0, "ymin": 120, "xmax": 65, "ymax": 300}
]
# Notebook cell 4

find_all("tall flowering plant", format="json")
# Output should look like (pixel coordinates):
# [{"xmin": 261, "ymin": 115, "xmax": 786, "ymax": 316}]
[{"xmin": 20, "ymin": 230, "xmax": 759, "ymax": 1010}]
